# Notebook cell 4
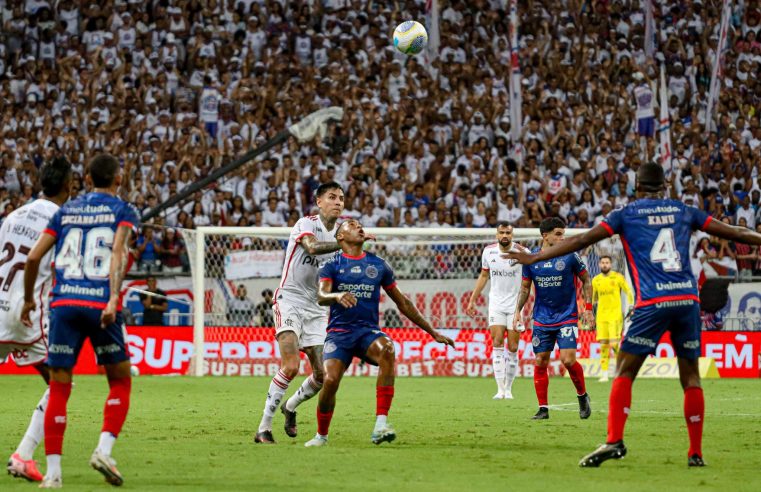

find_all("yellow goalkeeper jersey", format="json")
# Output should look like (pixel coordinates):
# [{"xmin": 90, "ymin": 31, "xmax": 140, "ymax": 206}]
[{"xmin": 592, "ymin": 271, "xmax": 634, "ymax": 321}]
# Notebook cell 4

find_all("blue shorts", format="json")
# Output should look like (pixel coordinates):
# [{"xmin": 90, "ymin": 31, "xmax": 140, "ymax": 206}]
[
  {"xmin": 47, "ymin": 306, "xmax": 129, "ymax": 368},
  {"xmin": 637, "ymin": 117, "xmax": 655, "ymax": 137},
  {"xmin": 323, "ymin": 328, "xmax": 388, "ymax": 367},
  {"xmin": 531, "ymin": 323, "xmax": 578, "ymax": 354},
  {"xmin": 621, "ymin": 301, "xmax": 701, "ymax": 360}
]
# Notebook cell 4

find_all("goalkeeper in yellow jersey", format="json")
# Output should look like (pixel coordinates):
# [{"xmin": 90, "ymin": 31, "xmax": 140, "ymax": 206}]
[{"xmin": 592, "ymin": 256, "xmax": 633, "ymax": 382}]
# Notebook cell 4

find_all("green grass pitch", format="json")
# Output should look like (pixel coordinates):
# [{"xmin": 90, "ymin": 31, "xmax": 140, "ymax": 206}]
[{"xmin": 1, "ymin": 376, "xmax": 760, "ymax": 491}]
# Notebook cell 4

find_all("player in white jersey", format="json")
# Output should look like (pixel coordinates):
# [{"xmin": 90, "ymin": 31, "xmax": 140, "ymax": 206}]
[
  {"xmin": 255, "ymin": 182, "xmax": 353, "ymax": 444},
  {"xmin": 4, "ymin": 158, "xmax": 72, "ymax": 482},
  {"xmin": 466, "ymin": 223, "xmax": 528, "ymax": 399}
]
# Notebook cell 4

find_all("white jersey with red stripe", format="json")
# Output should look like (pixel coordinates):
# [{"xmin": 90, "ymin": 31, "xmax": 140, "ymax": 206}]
[
  {"xmin": 274, "ymin": 215, "xmax": 339, "ymax": 312},
  {"xmin": 0, "ymin": 198, "xmax": 59, "ymax": 345},
  {"xmin": 481, "ymin": 242, "xmax": 527, "ymax": 313}
]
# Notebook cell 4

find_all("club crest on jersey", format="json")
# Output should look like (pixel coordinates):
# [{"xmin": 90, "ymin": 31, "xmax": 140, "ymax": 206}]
[
  {"xmin": 366, "ymin": 265, "xmax": 378, "ymax": 278},
  {"xmin": 351, "ymin": 266, "xmax": 362, "ymax": 274},
  {"xmin": 555, "ymin": 260, "xmax": 566, "ymax": 271}
]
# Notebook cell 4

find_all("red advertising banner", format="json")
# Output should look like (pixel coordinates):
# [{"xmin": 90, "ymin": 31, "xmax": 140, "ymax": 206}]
[{"xmin": 1, "ymin": 327, "xmax": 760, "ymax": 378}]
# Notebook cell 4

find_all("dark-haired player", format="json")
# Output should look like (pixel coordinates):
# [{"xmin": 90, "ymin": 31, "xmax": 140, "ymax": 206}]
[
  {"xmin": 507, "ymin": 163, "xmax": 761, "ymax": 467},
  {"xmin": 513, "ymin": 217, "xmax": 593, "ymax": 420},
  {"xmin": 3, "ymin": 159, "xmax": 71, "ymax": 483},
  {"xmin": 592, "ymin": 256, "xmax": 633, "ymax": 382},
  {"xmin": 21, "ymin": 154, "xmax": 138, "ymax": 488},
  {"xmin": 304, "ymin": 219, "xmax": 454, "ymax": 447},
  {"xmin": 256, "ymin": 182, "xmax": 352, "ymax": 443}
]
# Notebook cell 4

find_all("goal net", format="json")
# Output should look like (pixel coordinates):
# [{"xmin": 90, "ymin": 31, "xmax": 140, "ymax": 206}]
[{"xmin": 179, "ymin": 227, "xmax": 629, "ymax": 377}]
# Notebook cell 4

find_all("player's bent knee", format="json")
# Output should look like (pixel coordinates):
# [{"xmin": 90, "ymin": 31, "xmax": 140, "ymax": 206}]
[{"xmin": 280, "ymin": 357, "xmax": 300, "ymax": 379}]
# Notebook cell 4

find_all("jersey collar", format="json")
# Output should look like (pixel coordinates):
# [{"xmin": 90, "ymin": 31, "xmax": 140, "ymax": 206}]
[{"xmin": 342, "ymin": 252, "xmax": 366, "ymax": 260}]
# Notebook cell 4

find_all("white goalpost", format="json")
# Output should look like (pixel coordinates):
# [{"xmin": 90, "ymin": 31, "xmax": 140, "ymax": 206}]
[{"xmin": 179, "ymin": 226, "xmax": 615, "ymax": 377}]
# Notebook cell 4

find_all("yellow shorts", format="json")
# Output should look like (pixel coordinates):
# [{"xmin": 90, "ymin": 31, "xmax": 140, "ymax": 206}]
[{"xmin": 596, "ymin": 319, "xmax": 623, "ymax": 341}]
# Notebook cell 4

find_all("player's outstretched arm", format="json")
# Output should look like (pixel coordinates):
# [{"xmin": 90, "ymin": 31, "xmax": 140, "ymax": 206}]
[
  {"xmin": 101, "ymin": 225, "xmax": 133, "ymax": 328},
  {"xmin": 466, "ymin": 269, "xmax": 490, "ymax": 318},
  {"xmin": 505, "ymin": 226, "xmax": 610, "ymax": 264},
  {"xmin": 385, "ymin": 285, "xmax": 455, "ymax": 347},
  {"xmin": 300, "ymin": 235, "xmax": 342, "ymax": 256},
  {"xmin": 704, "ymin": 219, "xmax": 761, "ymax": 245},
  {"xmin": 21, "ymin": 233, "xmax": 57, "ymax": 327},
  {"xmin": 317, "ymin": 279, "xmax": 357, "ymax": 308}
]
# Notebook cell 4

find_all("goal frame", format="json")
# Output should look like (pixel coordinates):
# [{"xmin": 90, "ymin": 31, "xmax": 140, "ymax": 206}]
[{"xmin": 189, "ymin": 226, "xmax": 588, "ymax": 376}]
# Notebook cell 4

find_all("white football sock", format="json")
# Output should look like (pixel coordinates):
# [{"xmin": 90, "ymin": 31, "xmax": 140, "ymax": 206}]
[
  {"xmin": 492, "ymin": 347, "xmax": 506, "ymax": 393},
  {"xmin": 375, "ymin": 415, "xmax": 387, "ymax": 430},
  {"xmin": 96, "ymin": 432, "xmax": 116, "ymax": 456},
  {"xmin": 285, "ymin": 375, "xmax": 322, "ymax": 412},
  {"xmin": 46, "ymin": 454, "xmax": 61, "ymax": 478},
  {"xmin": 16, "ymin": 388, "xmax": 49, "ymax": 460},
  {"xmin": 505, "ymin": 350, "xmax": 519, "ymax": 393},
  {"xmin": 258, "ymin": 369, "xmax": 292, "ymax": 433}
]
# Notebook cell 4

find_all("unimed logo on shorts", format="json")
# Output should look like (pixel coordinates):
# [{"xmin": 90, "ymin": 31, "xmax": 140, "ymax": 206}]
[{"xmin": 48, "ymin": 344, "xmax": 74, "ymax": 354}]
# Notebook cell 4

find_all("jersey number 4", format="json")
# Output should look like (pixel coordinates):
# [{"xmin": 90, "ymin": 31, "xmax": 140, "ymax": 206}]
[
  {"xmin": 55, "ymin": 227, "xmax": 114, "ymax": 280},
  {"xmin": 650, "ymin": 228, "xmax": 681, "ymax": 272}
]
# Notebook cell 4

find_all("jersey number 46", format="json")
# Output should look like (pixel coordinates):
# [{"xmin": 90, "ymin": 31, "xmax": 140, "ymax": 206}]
[{"xmin": 55, "ymin": 227, "xmax": 114, "ymax": 280}]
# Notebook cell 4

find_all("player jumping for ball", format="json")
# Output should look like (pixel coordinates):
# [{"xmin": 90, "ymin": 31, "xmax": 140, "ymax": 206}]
[
  {"xmin": 513, "ymin": 217, "xmax": 594, "ymax": 420},
  {"xmin": 3, "ymin": 158, "xmax": 71, "ymax": 483},
  {"xmin": 304, "ymin": 219, "xmax": 455, "ymax": 447},
  {"xmin": 466, "ymin": 222, "xmax": 529, "ymax": 399},
  {"xmin": 256, "ymin": 182, "xmax": 365, "ymax": 444},
  {"xmin": 592, "ymin": 256, "xmax": 633, "ymax": 382},
  {"xmin": 507, "ymin": 163, "xmax": 761, "ymax": 467},
  {"xmin": 22, "ymin": 154, "xmax": 139, "ymax": 487}
]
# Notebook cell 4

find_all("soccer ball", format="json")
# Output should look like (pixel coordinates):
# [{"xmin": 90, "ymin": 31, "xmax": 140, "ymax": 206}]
[
  {"xmin": 393, "ymin": 21, "xmax": 428, "ymax": 55},
  {"xmin": 130, "ymin": 365, "xmax": 140, "ymax": 377}
]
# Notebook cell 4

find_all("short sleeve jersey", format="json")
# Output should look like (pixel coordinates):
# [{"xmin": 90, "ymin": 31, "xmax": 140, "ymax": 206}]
[
  {"xmin": 275, "ymin": 216, "xmax": 339, "ymax": 312},
  {"xmin": 522, "ymin": 250, "xmax": 587, "ymax": 327},
  {"xmin": 318, "ymin": 252, "xmax": 396, "ymax": 332},
  {"xmin": 601, "ymin": 198, "xmax": 712, "ymax": 307},
  {"xmin": 481, "ymin": 242, "xmax": 528, "ymax": 313},
  {"xmin": 45, "ymin": 192, "xmax": 139, "ymax": 310}
]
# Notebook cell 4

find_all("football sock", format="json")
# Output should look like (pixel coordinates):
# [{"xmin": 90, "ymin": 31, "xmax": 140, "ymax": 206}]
[
  {"xmin": 505, "ymin": 350, "xmax": 519, "ymax": 392},
  {"xmin": 16, "ymin": 388, "xmax": 49, "ymax": 460},
  {"xmin": 376, "ymin": 385, "xmax": 395, "ymax": 418},
  {"xmin": 316, "ymin": 408, "xmax": 333, "ymax": 437},
  {"xmin": 684, "ymin": 386, "xmax": 704, "ymax": 457},
  {"xmin": 567, "ymin": 361, "xmax": 587, "ymax": 396},
  {"xmin": 45, "ymin": 381, "xmax": 72, "ymax": 456},
  {"xmin": 102, "ymin": 377, "xmax": 131, "ymax": 441},
  {"xmin": 492, "ymin": 347, "xmax": 506, "ymax": 393},
  {"xmin": 533, "ymin": 365, "xmax": 549, "ymax": 407},
  {"xmin": 600, "ymin": 343, "xmax": 610, "ymax": 374},
  {"xmin": 285, "ymin": 375, "xmax": 322, "ymax": 412},
  {"xmin": 45, "ymin": 454, "xmax": 61, "ymax": 479},
  {"xmin": 258, "ymin": 369, "xmax": 292, "ymax": 433},
  {"xmin": 607, "ymin": 376, "xmax": 633, "ymax": 443},
  {"xmin": 97, "ymin": 432, "xmax": 116, "ymax": 456}
]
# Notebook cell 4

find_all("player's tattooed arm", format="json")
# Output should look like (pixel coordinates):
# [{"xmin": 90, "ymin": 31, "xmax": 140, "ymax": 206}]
[
  {"xmin": 102, "ymin": 226, "xmax": 132, "ymax": 327},
  {"xmin": 299, "ymin": 234, "xmax": 341, "ymax": 256},
  {"xmin": 317, "ymin": 279, "xmax": 357, "ymax": 308},
  {"xmin": 386, "ymin": 285, "xmax": 455, "ymax": 346},
  {"xmin": 513, "ymin": 278, "xmax": 532, "ymax": 329},
  {"xmin": 579, "ymin": 270, "xmax": 596, "ymax": 328}
]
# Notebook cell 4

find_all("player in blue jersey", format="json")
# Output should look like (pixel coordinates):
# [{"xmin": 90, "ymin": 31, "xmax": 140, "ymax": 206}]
[
  {"xmin": 304, "ymin": 219, "xmax": 454, "ymax": 447},
  {"xmin": 21, "ymin": 154, "xmax": 139, "ymax": 488},
  {"xmin": 508, "ymin": 163, "xmax": 761, "ymax": 467},
  {"xmin": 513, "ymin": 217, "xmax": 594, "ymax": 420}
]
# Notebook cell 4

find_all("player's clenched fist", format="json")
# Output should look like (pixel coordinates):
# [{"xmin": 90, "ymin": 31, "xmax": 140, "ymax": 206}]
[
  {"xmin": 582, "ymin": 309, "xmax": 595, "ymax": 329},
  {"xmin": 465, "ymin": 301, "xmax": 479, "ymax": 318},
  {"xmin": 336, "ymin": 292, "xmax": 357, "ymax": 308}
]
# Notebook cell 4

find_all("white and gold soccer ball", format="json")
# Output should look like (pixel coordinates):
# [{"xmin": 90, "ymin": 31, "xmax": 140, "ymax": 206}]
[{"xmin": 393, "ymin": 21, "xmax": 428, "ymax": 55}]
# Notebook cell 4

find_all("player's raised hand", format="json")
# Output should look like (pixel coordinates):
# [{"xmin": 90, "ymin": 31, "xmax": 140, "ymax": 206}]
[
  {"xmin": 336, "ymin": 292, "xmax": 358, "ymax": 308},
  {"xmin": 20, "ymin": 300, "xmax": 36, "ymax": 328},
  {"xmin": 503, "ymin": 250, "xmax": 536, "ymax": 265},
  {"xmin": 432, "ymin": 331, "xmax": 455, "ymax": 347}
]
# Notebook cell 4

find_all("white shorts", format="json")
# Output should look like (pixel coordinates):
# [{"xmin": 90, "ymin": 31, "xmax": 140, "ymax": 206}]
[
  {"xmin": 488, "ymin": 310, "xmax": 515, "ymax": 330},
  {"xmin": 273, "ymin": 301, "xmax": 327, "ymax": 348},
  {"xmin": 0, "ymin": 338, "xmax": 48, "ymax": 367}
]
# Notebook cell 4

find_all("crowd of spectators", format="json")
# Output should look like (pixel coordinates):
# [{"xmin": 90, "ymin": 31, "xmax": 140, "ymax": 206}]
[{"xmin": 1, "ymin": 0, "xmax": 761, "ymax": 278}]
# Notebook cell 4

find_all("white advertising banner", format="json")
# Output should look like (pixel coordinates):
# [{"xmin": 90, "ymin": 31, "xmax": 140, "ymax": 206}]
[{"xmin": 223, "ymin": 250, "xmax": 285, "ymax": 280}]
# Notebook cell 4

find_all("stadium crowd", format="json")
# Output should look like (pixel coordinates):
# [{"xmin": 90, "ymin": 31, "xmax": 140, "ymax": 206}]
[{"xmin": 1, "ymin": 0, "xmax": 761, "ymax": 278}]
